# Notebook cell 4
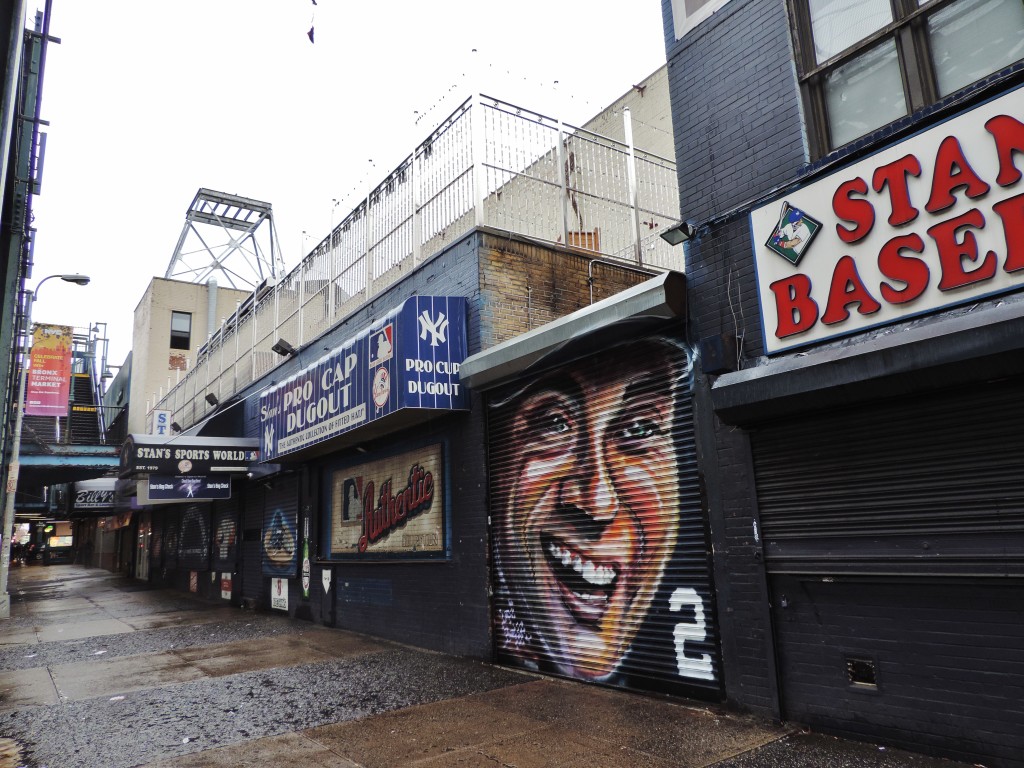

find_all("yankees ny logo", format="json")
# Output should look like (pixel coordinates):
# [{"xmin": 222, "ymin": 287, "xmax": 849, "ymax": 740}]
[
  {"xmin": 418, "ymin": 310, "xmax": 448, "ymax": 347},
  {"xmin": 264, "ymin": 423, "xmax": 275, "ymax": 456}
]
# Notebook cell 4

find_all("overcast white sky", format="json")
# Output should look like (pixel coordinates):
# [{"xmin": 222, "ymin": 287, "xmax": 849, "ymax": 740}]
[{"xmin": 28, "ymin": 1, "xmax": 668, "ymax": 367}]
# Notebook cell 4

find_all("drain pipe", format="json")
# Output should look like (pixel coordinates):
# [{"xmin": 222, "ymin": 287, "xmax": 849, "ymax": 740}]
[{"xmin": 206, "ymin": 278, "xmax": 218, "ymax": 341}]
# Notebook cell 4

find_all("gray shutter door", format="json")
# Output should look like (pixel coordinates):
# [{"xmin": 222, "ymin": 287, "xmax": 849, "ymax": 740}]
[{"xmin": 752, "ymin": 377, "xmax": 1024, "ymax": 767}]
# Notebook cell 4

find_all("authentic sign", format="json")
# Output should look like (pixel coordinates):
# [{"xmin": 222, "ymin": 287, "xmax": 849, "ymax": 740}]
[
  {"xmin": 324, "ymin": 443, "xmax": 445, "ymax": 560},
  {"xmin": 256, "ymin": 296, "xmax": 468, "ymax": 462},
  {"xmin": 750, "ymin": 86, "xmax": 1024, "ymax": 354},
  {"xmin": 121, "ymin": 435, "xmax": 259, "ymax": 477}
]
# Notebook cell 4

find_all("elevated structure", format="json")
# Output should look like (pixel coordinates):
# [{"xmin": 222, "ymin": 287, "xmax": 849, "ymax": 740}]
[
  {"xmin": 11, "ymin": 324, "xmax": 119, "ymax": 524},
  {"xmin": 156, "ymin": 81, "xmax": 681, "ymax": 429},
  {"xmin": 165, "ymin": 189, "xmax": 285, "ymax": 291}
]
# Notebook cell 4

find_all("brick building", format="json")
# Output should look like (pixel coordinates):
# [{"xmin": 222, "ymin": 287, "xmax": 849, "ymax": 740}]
[{"xmin": 663, "ymin": 0, "xmax": 1024, "ymax": 765}]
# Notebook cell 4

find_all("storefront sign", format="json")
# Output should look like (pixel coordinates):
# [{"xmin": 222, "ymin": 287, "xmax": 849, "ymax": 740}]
[
  {"xmin": 324, "ymin": 444, "xmax": 445, "ymax": 560},
  {"xmin": 256, "ymin": 296, "xmax": 468, "ymax": 462},
  {"xmin": 301, "ymin": 540, "xmax": 310, "ymax": 597},
  {"xmin": 220, "ymin": 572, "xmax": 232, "ymax": 600},
  {"xmin": 121, "ymin": 435, "xmax": 259, "ymax": 476},
  {"xmin": 751, "ymin": 87, "xmax": 1024, "ymax": 354},
  {"xmin": 74, "ymin": 478, "xmax": 117, "ymax": 510},
  {"xmin": 271, "ymin": 578, "xmax": 289, "ymax": 611},
  {"xmin": 149, "ymin": 410, "xmax": 173, "ymax": 436},
  {"xmin": 147, "ymin": 475, "xmax": 231, "ymax": 501},
  {"xmin": 25, "ymin": 324, "xmax": 73, "ymax": 416}
]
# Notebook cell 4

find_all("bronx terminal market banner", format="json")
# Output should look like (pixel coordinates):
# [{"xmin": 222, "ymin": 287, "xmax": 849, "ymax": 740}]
[
  {"xmin": 256, "ymin": 296, "xmax": 468, "ymax": 462},
  {"xmin": 750, "ymin": 86, "xmax": 1024, "ymax": 355},
  {"xmin": 25, "ymin": 324, "xmax": 73, "ymax": 416}
]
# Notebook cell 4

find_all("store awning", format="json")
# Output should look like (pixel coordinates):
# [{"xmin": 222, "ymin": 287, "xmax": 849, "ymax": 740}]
[
  {"xmin": 459, "ymin": 270, "xmax": 686, "ymax": 391},
  {"xmin": 119, "ymin": 434, "xmax": 260, "ymax": 478}
]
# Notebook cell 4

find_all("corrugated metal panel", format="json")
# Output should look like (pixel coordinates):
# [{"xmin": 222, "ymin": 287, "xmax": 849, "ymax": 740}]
[
  {"xmin": 487, "ymin": 333, "xmax": 720, "ymax": 697},
  {"xmin": 242, "ymin": 485, "xmax": 265, "ymax": 601},
  {"xmin": 178, "ymin": 503, "xmax": 210, "ymax": 570},
  {"xmin": 211, "ymin": 497, "xmax": 239, "ymax": 572},
  {"xmin": 752, "ymin": 377, "xmax": 1024, "ymax": 575},
  {"xmin": 160, "ymin": 509, "xmax": 180, "ymax": 571},
  {"xmin": 262, "ymin": 475, "xmax": 300, "ymax": 578}
]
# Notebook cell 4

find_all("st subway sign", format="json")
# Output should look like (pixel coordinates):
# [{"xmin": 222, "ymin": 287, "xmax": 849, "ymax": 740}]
[{"xmin": 751, "ymin": 86, "xmax": 1024, "ymax": 354}]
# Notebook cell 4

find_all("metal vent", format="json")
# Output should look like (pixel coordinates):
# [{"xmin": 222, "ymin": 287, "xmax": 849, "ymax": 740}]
[{"xmin": 846, "ymin": 657, "xmax": 878, "ymax": 688}]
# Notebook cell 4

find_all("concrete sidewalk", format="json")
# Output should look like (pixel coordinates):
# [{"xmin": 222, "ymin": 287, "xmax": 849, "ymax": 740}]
[{"xmin": 0, "ymin": 565, "xmax": 971, "ymax": 768}]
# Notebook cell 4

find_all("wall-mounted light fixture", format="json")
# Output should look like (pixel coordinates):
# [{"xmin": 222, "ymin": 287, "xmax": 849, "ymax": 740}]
[
  {"xmin": 170, "ymin": 421, "xmax": 182, "ymax": 433},
  {"xmin": 660, "ymin": 221, "xmax": 696, "ymax": 246},
  {"xmin": 271, "ymin": 338, "xmax": 297, "ymax": 357},
  {"xmin": 205, "ymin": 393, "xmax": 219, "ymax": 407}
]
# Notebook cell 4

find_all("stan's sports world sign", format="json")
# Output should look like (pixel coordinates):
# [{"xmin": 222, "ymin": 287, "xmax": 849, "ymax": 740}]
[
  {"xmin": 751, "ymin": 86, "xmax": 1024, "ymax": 354},
  {"xmin": 257, "ymin": 296, "xmax": 468, "ymax": 461}
]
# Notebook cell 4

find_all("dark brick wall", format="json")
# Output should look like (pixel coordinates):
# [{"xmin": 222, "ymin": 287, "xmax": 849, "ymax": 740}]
[
  {"xmin": 476, "ymin": 231, "xmax": 649, "ymax": 347},
  {"xmin": 664, "ymin": 0, "xmax": 807, "ymax": 718},
  {"xmin": 231, "ymin": 231, "xmax": 647, "ymax": 660}
]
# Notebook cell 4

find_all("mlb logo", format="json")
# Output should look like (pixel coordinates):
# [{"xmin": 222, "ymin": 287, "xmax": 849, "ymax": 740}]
[{"xmin": 369, "ymin": 324, "xmax": 394, "ymax": 366}]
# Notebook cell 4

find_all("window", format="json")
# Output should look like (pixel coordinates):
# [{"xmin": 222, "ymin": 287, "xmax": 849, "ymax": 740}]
[
  {"xmin": 793, "ymin": 0, "xmax": 1024, "ymax": 155},
  {"xmin": 671, "ymin": 0, "xmax": 733, "ymax": 39},
  {"xmin": 170, "ymin": 311, "xmax": 192, "ymax": 350}
]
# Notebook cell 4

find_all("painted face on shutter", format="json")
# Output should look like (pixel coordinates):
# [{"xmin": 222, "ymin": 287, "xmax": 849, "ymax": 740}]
[{"xmin": 498, "ymin": 342, "xmax": 681, "ymax": 680}]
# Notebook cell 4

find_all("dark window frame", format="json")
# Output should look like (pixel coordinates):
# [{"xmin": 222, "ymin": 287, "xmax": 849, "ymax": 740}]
[
  {"xmin": 790, "ymin": 0, "xmax": 1016, "ymax": 158},
  {"xmin": 170, "ymin": 310, "xmax": 192, "ymax": 351}
]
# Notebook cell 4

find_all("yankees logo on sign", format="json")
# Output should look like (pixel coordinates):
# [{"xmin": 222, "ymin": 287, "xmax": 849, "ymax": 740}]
[
  {"xmin": 252, "ymin": 296, "xmax": 469, "ymax": 462},
  {"xmin": 418, "ymin": 310, "xmax": 448, "ymax": 347}
]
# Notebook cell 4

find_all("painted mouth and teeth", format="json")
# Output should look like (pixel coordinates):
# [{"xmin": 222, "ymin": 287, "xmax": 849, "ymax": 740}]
[{"xmin": 545, "ymin": 538, "xmax": 618, "ymax": 621}]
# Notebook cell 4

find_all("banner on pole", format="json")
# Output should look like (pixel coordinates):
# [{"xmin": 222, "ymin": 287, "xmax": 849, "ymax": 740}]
[{"xmin": 25, "ymin": 325, "xmax": 73, "ymax": 417}]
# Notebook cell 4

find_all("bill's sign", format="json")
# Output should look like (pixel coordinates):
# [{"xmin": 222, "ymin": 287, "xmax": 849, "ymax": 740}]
[{"xmin": 751, "ymin": 87, "xmax": 1024, "ymax": 354}]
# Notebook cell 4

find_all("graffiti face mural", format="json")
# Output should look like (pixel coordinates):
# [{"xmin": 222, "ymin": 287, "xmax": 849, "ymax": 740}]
[{"xmin": 491, "ymin": 336, "xmax": 693, "ymax": 683}]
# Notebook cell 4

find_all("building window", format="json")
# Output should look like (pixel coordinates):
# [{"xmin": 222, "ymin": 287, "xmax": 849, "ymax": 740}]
[
  {"xmin": 793, "ymin": 0, "xmax": 1024, "ymax": 155},
  {"xmin": 170, "ymin": 311, "xmax": 192, "ymax": 351},
  {"xmin": 671, "ymin": 0, "xmax": 733, "ymax": 39}
]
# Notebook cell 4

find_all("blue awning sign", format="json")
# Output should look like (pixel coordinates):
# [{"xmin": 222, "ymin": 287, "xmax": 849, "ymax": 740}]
[{"xmin": 256, "ymin": 296, "xmax": 469, "ymax": 462}]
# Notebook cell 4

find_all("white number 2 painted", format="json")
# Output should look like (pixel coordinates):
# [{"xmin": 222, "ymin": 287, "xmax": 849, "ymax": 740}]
[{"xmin": 670, "ymin": 587, "xmax": 715, "ymax": 681}]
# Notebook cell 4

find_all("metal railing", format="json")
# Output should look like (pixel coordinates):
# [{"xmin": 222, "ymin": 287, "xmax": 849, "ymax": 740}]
[{"xmin": 158, "ymin": 94, "xmax": 680, "ymax": 429}]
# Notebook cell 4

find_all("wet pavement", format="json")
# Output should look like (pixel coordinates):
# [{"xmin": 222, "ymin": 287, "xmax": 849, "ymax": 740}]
[{"xmin": 0, "ymin": 565, "xmax": 975, "ymax": 768}]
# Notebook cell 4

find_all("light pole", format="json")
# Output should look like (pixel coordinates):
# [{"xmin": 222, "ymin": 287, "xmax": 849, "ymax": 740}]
[{"xmin": 0, "ymin": 273, "xmax": 90, "ymax": 618}]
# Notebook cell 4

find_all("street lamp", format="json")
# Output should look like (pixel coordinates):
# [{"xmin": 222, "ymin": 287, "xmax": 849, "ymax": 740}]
[{"xmin": 0, "ymin": 273, "xmax": 90, "ymax": 618}]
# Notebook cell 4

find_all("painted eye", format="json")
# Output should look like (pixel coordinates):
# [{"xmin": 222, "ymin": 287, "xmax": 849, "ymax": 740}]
[
  {"xmin": 541, "ymin": 409, "xmax": 571, "ymax": 435},
  {"xmin": 621, "ymin": 418, "xmax": 660, "ymax": 440}
]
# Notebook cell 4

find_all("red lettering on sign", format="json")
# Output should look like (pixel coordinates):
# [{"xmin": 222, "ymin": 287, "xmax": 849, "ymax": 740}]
[
  {"xmin": 985, "ymin": 114, "xmax": 1024, "ymax": 187},
  {"xmin": 878, "ymin": 233, "xmax": 929, "ymax": 305},
  {"xmin": 992, "ymin": 191, "xmax": 1024, "ymax": 273},
  {"xmin": 872, "ymin": 154, "xmax": 922, "ymax": 227},
  {"xmin": 929, "ymin": 209, "xmax": 996, "ymax": 291},
  {"xmin": 769, "ymin": 274, "xmax": 818, "ymax": 339},
  {"xmin": 926, "ymin": 137, "xmax": 991, "ymax": 214},
  {"xmin": 822, "ymin": 255, "xmax": 882, "ymax": 325},
  {"xmin": 833, "ymin": 176, "xmax": 875, "ymax": 244},
  {"xmin": 357, "ymin": 463, "xmax": 434, "ymax": 552}
]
